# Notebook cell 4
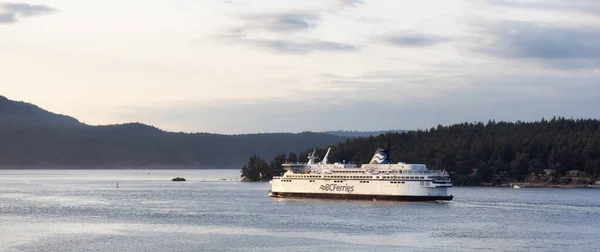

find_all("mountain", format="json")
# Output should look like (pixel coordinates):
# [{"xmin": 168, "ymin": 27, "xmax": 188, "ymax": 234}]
[
  {"xmin": 0, "ymin": 96, "xmax": 83, "ymax": 128},
  {"xmin": 322, "ymin": 130, "xmax": 406, "ymax": 138},
  {"xmin": 0, "ymin": 96, "xmax": 347, "ymax": 168}
]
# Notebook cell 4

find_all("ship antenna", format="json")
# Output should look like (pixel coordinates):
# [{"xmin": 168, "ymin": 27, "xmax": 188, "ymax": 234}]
[{"xmin": 307, "ymin": 149, "xmax": 317, "ymax": 165}]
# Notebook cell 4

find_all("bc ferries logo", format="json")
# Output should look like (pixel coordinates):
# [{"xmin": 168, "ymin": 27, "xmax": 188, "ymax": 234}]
[
  {"xmin": 370, "ymin": 153, "xmax": 387, "ymax": 164},
  {"xmin": 369, "ymin": 148, "xmax": 391, "ymax": 164},
  {"xmin": 320, "ymin": 184, "xmax": 354, "ymax": 193}
]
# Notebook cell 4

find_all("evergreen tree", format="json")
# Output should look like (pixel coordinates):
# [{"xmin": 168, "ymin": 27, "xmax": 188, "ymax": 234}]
[
  {"xmin": 240, "ymin": 155, "xmax": 269, "ymax": 181},
  {"xmin": 250, "ymin": 118, "xmax": 600, "ymax": 185},
  {"xmin": 288, "ymin": 153, "xmax": 298, "ymax": 163},
  {"xmin": 269, "ymin": 153, "xmax": 287, "ymax": 177}
]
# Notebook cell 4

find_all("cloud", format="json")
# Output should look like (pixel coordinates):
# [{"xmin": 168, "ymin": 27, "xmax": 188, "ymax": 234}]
[
  {"xmin": 111, "ymin": 76, "xmax": 600, "ymax": 133},
  {"xmin": 469, "ymin": 20, "xmax": 600, "ymax": 69},
  {"xmin": 488, "ymin": 0, "xmax": 600, "ymax": 16},
  {"xmin": 0, "ymin": 2, "xmax": 55, "ymax": 24},
  {"xmin": 0, "ymin": 12, "xmax": 16, "ymax": 23},
  {"xmin": 250, "ymin": 39, "xmax": 357, "ymax": 53},
  {"xmin": 218, "ymin": 28, "xmax": 358, "ymax": 54},
  {"xmin": 241, "ymin": 11, "xmax": 320, "ymax": 32},
  {"xmin": 216, "ymin": 0, "xmax": 366, "ymax": 53},
  {"xmin": 381, "ymin": 32, "xmax": 449, "ymax": 48},
  {"xmin": 331, "ymin": 0, "xmax": 364, "ymax": 8}
]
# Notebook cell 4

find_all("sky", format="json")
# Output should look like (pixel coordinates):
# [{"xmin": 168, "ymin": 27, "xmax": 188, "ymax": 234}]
[{"xmin": 1, "ymin": 0, "xmax": 599, "ymax": 134}]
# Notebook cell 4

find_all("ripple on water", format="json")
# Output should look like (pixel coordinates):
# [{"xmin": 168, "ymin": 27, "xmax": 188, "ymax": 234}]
[{"xmin": 1, "ymin": 170, "xmax": 599, "ymax": 252}]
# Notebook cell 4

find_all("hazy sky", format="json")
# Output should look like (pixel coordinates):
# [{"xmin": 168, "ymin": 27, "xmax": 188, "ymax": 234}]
[{"xmin": 2, "ymin": 0, "xmax": 599, "ymax": 133}]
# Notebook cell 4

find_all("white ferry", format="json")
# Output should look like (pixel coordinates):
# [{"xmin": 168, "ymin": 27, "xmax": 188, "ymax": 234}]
[{"xmin": 269, "ymin": 146, "xmax": 453, "ymax": 201}]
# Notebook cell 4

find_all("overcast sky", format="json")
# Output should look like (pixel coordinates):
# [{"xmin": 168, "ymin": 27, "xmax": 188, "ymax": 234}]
[{"xmin": 2, "ymin": 0, "xmax": 599, "ymax": 133}]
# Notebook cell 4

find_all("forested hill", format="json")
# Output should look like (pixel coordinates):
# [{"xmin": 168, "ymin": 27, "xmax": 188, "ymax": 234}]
[
  {"xmin": 0, "ymin": 95, "xmax": 83, "ymax": 128},
  {"xmin": 321, "ymin": 130, "xmax": 406, "ymax": 137},
  {"xmin": 0, "ymin": 96, "xmax": 347, "ymax": 168},
  {"xmin": 249, "ymin": 118, "xmax": 600, "ymax": 183}
]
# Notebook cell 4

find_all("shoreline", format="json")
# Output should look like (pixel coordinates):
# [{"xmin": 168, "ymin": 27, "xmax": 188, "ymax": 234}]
[
  {"xmin": 0, "ymin": 167, "xmax": 239, "ymax": 170},
  {"xmin": 470, "ymin": 184, "xmax": 600, "ymax": 189}
]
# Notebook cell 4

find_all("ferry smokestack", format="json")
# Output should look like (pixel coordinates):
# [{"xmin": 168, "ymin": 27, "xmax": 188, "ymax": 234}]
[{"xmin": 369, "ymin": 147, "xmax": 391, "ymax": 164}]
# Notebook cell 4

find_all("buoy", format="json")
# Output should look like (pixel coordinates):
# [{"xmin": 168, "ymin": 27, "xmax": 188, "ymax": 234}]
[{"xmin": 116, "ymin": 183, "xmax": 119, "ymax": 188}]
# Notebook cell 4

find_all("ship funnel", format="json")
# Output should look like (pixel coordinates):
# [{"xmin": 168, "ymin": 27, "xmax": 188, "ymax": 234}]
[
  {"xmin": 321, "ymin": 147, "xmax": 331, "ymax": 164},
  {"xmin": 369, "ymin": 147, "xmax": 391, "ymax": 164}
]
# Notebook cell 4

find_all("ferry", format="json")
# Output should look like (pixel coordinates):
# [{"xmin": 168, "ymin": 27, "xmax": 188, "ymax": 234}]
[{"xmin": 269, "ymin": 146, "xmax": 453, "ymax": 201}]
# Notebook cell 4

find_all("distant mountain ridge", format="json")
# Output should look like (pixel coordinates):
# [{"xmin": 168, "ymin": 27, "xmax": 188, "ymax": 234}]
[
  {"xmin": 0, "ymin": 96, "xmax": 348, "ymax": 168},
  {"xmin": 322, "ymin": 130, "xmax": 407, "ymax": 137}
]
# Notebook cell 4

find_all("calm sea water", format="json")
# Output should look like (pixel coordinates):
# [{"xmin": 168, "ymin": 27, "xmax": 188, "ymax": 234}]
[{"xmin": 1, "ymin": 169, "xmax": 599, "ymax": 252}]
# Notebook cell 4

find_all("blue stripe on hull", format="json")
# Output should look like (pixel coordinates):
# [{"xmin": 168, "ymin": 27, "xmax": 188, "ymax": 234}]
[{"xmin": 269, "ymin": 191, "xmax": 453, "ymax": 201}]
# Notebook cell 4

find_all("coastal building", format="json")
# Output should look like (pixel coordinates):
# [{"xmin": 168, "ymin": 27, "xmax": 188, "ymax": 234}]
[
  {"xmin": 567, "ymin": 170, "xmax": 586, "ymax": 177},
  {"xmin": 543, "ymin": 169, "xmax": 556, "ymax": 175}
]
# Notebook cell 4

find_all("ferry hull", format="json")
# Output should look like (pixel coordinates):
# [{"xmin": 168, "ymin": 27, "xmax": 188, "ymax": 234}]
[{"xmin": 269, "ymin": 191, "xmax": 453, "ymax": 201}]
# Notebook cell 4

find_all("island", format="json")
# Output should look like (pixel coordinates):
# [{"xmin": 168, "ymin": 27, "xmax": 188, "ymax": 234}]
[{"xmin": 241, "ymin": 118, "xmax": 600, "ymax": 188}]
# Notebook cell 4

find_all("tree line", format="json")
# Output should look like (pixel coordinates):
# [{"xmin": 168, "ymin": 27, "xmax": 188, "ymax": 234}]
[{"xmin": 242, "ymin": 118, "xmax": 600, "ymax": 185}]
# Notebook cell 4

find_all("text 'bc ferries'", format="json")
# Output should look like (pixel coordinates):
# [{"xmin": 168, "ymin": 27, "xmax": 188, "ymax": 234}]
[{"xmin": 269, "ymin": 146, "xmax": 453, "ymax": 201}]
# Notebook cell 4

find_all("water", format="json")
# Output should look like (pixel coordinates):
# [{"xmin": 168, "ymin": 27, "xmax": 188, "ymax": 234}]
[{"xmin": 1, "ymin": 170, "xmax": 599, "ymax": 252}]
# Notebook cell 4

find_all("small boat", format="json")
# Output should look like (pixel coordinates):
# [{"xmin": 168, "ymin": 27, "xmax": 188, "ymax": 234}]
[
  {"xmin": 512, "ymin": 184, "xmax": 520, "ymax": 189},
  {"xmin": 172, "ymin": 177, "xmax": 186, "ymax": 181}
]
